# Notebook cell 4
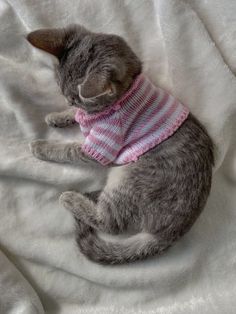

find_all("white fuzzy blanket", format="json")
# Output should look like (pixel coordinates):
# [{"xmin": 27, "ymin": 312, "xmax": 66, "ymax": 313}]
[{"xmin": 1, "ymin": 0, "xmax": 236, "ymax": 313}]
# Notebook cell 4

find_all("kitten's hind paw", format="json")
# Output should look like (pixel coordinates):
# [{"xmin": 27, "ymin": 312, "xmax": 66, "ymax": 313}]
[
  {"xmin": 59, "ymin": 191, "xmax": 88, "ymax": 214},
  {"xmin": 59, "ymin": 191, "xmax": 79, "ymax": 211}
]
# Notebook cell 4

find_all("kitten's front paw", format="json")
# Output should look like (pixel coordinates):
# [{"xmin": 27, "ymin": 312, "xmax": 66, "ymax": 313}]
[
  {"xmin": 59, "ymin": 191, "xmax": 83, "ymax": 211},
  {"xmin": 45, "ymin": 112, "xmax": 76, "ymax": 128},
  {"xmin": 29, "ymin": 140, "xmax": 50, "ymax": 161}
]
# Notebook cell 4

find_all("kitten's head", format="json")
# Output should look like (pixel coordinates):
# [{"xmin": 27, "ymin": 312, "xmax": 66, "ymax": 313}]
[{"xmin": 27, "ymin": 24, "xmax": 142, "ymax": 113}]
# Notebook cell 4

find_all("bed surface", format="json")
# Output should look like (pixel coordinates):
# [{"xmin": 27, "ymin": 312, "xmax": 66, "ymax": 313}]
[{"xmin": 0, "ymin": 0, "xmax": 236, "ymax": 313}]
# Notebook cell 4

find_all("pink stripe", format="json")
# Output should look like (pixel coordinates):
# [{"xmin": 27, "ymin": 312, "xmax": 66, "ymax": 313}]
[
  {"xmin": 138, "ymin": 92, "xmax": 170, "ymax": 128},
  {"xmin": 80, "ymin": 124, "xmax": 90, "ymax": 130},
  {"xmin": 123, "ymin": 109, "xmax": 189, "ymax": 162},
  {"xmin": 123, "ymin": 88, "xmax": 160, "ymax": 137},
  {"xmin": 82, "ymin": 144, "xmax": 110, "ymax": 165},
  {"xmin": 79, "ymin": 126, "xmax": 90, "ymax": 137},
  {"xmin": 88, "ymin": 134, "xmax": 118, "ymax": 157},
  {"xmin": 105, "ymin": 118, "xmax": 121, "ymax": 127},
  {"xmin": 124, "ymin": 99, "xmax": 178, "ymax": 151},
  {"xmin": 82, "ymin": 131, "xmax": 90, "ymax": 137},
  {"xmin": 120, "ymin": 82, "xmax": 154, "ymax": 122},
  {"xmin": 141, "ymin": 100, "xmax": 179, "ymax": 140},
  {"xmin": 79, "ymin": 122, "xmax": 90, "ymax": 129},
  {"xmin": 94, "ymin": 126, "xmax": 122, "ymax": 143},
  {"xmin": 125, "ymin": 91, "xmax": 168, "ymax": 142}
]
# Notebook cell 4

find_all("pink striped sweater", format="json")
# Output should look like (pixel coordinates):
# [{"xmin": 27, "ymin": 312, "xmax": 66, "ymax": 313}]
[{"xmin": 75, "ymin": 74, "xmax": 189, "ymax": 165}]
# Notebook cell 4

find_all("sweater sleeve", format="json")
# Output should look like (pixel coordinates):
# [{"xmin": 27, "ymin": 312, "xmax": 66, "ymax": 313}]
[{"xmin": 81, "ymin": 113, "xmax": 123, "ymax": 165}]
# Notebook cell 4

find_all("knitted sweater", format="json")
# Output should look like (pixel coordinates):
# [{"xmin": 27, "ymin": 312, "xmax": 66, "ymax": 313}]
[{"xmin": 75, "ymin": 74, "xmax": 189, "ymax": 165}]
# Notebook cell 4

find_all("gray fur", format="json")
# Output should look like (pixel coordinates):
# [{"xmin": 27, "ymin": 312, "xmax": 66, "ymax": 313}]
[
  {"xmin": 45, "ymin": 108, "xmax": 77, "ymax": 127},
  {"xmin": 27, "ymin": 25, "xmax": 214, "ymax": 264}
]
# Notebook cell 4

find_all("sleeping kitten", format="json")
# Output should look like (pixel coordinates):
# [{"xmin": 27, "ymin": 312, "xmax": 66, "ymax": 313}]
[{"xmin": 27, "ymin": 24, "xmax": 214, "ymax": 264}]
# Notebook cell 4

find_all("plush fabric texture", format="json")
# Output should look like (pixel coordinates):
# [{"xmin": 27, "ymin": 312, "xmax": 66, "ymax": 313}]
[
  {"xmin": 75, "ymin": 74, "xmax": 189, "ymax": 165},
  {"xmin": 1, "ymin": 0, "xmax": 236, "ymax": 313}
]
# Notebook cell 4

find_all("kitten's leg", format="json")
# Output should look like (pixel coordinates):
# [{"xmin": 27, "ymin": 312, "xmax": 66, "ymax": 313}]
[
  {"xmin": 60, "ymin": 166, "xmax": 129, "ymax": 232},
  {"xmin": 45, "ymin": 108, "xmax": 77, "ymax": 128},
  {"xmin": 30, "ymin": 140, "xmax": 95, "ymax": 164},
  {"xmin": 60, "ymin": 191, "xmax": 122, "ymax": 234}
]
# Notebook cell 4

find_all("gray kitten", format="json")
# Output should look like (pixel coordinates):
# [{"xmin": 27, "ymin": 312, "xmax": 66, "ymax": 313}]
[{"xmin": 27, "ymin": 24, "xmax": 214, "ymax": 264}]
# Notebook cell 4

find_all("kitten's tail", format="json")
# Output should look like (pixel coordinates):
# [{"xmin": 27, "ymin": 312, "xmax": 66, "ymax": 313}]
[{"xmin": 76, "ymin": 222, "xmax": 171, "ymax": 264}]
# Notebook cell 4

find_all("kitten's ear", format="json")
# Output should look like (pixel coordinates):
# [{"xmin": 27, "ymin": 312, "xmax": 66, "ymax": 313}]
[
  {"xmin": 27, "ymin": 28, "xmax": 67, "ymax": 58},
  {"xmin": 27, "ymin": 25, "xmax": 89, "ymax": 58},
  {"xmin": 79, "ymin": 73, "xmax": 114, "ymax": 99}
]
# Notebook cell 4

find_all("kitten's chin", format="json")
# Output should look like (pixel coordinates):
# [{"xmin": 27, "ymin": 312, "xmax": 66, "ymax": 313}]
[
  {"xmin": 80, "ymin": 96, "xmax": 116, "ymax": 114},
  {"xmin": 82, "ymin": 103, "xmax": 111, "ymax": 114}
]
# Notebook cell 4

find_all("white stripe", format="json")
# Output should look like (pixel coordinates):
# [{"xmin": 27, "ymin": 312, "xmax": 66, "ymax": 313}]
[
  {"xmin": 125, "ymin": 92, "xmax": 175, "ymax": 144},
  {"xmin": 93, "ymin": 132, "xmax": 121, "ymax": 149},
  {"xmin": 120, "ymin": 79, "xmax": 154, "ymax": 128},
  {"xmin": 80, "ymin": 124, "xmax": 90, "ymax": 134},
  {"xmin": 83, "ymin": 138, "xmax": 117, "ymax": 162},
  {"xmin": 118, "ymin": 104, "xmax": 186, "ymax": 162},
  {"xmin": 91, "ymin": 128, "xmax": 122, "ymax": 151}
]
